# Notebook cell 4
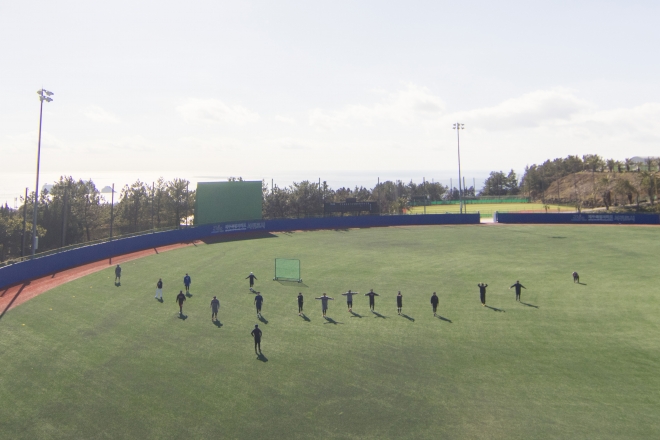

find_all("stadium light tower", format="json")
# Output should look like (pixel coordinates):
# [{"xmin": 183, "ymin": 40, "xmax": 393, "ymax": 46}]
[
  {"xmin": 32, "ymin": 88, "xmax": 54, "ymax": 257},
  {"xmin": 453, "ymin": 123, "xmax": 465, "ymax": 214}
]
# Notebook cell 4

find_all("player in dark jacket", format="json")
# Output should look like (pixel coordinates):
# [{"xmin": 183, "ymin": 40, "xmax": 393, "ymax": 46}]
[
  {"xmin": 114, "ymin": 265, "xmax": 121, "ymax": 284},
  {"xmin": 210, "ymin": 296, "xmax": 220, "ymax": 321},
  {"xmin": 251, "ymin": 324, "xmax": 262, "ymax": 354},
  {"xmin": 176, "ymin": 290, "xmax": 186, "ymax": 315},
  {"xmin": 431, "ymin": 292, "xmax": 439, "ymax": 316},
  {"xmin": 246, "ymin": 272, "xmax": 258, "ymax": 291},
  {"xmin": 510, "ymin": 281, "xmax": 526, "ymax": 302},
  {"xmin": 478, "ymin": 283, "xmax": 488, "ymax": 306},
  {"xmin": 572, "ymin": 271, "xmax": 579, "ymax": 283},
  {"xmin": 297, "ymin": 293, "xmax": 304, "ymax": 315},
  {"xmin": 396, "ymin": 291, "xmax": 403, "ymax": 315},
  {"xmin": 365, "ymin": 289, "xmax": 379, "ymax": 312},
  {"xmin": 183, "ymin": 273, "xmax": 191, "ymax": 293},
  {"xmin": 254, "ymin": 292, "xmax": 264, "ymax": 317}
]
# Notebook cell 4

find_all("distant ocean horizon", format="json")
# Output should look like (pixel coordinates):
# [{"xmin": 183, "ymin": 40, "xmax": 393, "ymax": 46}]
[{"xmin": 0, "ymin": 169, "xmax": 516, "ymax": 207}]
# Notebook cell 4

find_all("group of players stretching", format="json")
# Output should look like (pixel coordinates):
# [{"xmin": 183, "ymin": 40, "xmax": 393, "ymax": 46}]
[
  {"xmin": 290, "ymin": 289, "xmax": 442, "ymax": 318},
  {"xmin": 249, "ymin": 274, "xmax": 533, "ymax": 319}
]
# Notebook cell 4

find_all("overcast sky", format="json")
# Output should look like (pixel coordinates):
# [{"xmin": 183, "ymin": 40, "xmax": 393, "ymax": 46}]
[{"xmin": 2, "ymin": 0, "xmax": 659, "ymax": 185}]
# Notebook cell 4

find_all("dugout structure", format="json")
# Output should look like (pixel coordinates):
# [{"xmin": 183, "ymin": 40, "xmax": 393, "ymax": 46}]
[
  {"xmin": 194, "ymin": 181, "xmax": 263, "ymax": 225},
  {"xmin": 274, "ymin": 258, "xmax": 302, "ymax": 282}
]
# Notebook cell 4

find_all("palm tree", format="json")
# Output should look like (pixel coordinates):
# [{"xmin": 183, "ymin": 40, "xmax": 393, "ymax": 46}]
[
  {"xmin": 614, "ymin": 179, "xmax": 637, "ymax": 206},
  {"xmin": 641, "ymin": 171, "xmax": 657, "ymax": 205},
  {"xmin": 645, "ymin": 157, "xmax": 657, "ymax": 173},
  {"xmin": 624, "ymin": 158, "xmax": 633, "ymax": 172},
  {"xmin": 606, "ymin": 159, "xmax": 616, "ymax": 173}
]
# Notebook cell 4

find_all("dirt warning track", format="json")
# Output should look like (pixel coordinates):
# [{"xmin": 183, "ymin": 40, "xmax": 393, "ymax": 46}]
[{"xmin": 0, "ymin": 241, "xmax": 199, "ymax": 318}]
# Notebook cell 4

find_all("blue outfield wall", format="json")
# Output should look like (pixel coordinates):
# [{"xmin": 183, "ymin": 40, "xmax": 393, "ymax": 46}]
[
  {"xmin": 494, "ymin": 212, "xmax": 660, "ymax": 225},
  {"xmin": 0, "ymin": 214, "xmax": 479, "ymax": 291}
]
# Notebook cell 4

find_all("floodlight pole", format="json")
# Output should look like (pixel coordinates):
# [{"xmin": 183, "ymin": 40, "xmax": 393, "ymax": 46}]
[
  {"xmin": 32, "ymin": 89, "xmax": 53, "ymax": 257},
  {"xmin": 453, "ymin": 123, "xmax": 465, "ymax": 214}
]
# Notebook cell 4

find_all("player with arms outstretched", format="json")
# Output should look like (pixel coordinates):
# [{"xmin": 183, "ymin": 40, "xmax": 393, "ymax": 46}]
[
  {"xmin": 341, "ymin": 289, "xmax": 358, "ymax": 312},
  {"xmin": 246, "ymin": 272, "xmax": 258, "ymax": 291},
  {"xmin": 365, "ymin": 289, "xmax": 379, "ymax": 312},
  {"xmin": 315, "ymin": 293, "xmax": 334, "ymax": 317},
  {"xmin": 510, "ymin": 280, "xmax": 526, "ymax": 302}
]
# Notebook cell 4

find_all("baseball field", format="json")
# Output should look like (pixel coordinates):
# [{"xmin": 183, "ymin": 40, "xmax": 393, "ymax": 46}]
[
  {"xmin": 407, "ymin": 203, "xmax": 569, "ymax": 217},
  {"xmin": 0, "ymin": 224, "xmax": 658, "ymax": 439}
]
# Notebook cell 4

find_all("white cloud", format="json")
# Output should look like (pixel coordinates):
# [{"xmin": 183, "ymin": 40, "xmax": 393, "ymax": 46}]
[
  {"xmin": 84, "ymin": 106, "xmax": 121, "ymax": 124},
  {"xmin": 455, "ymin": 88, "xmax": 593, "ymax": 131},
  {"xmin": 177, "ymin": 99, "xmax": 260, "ymax": 126},
  {"xmin": 274, "ymin": 115, "xmax": 297, "ymax": 125},
  {"xmin": 308, "ymin": 84, "xmax": 446, "ymax": 130}
]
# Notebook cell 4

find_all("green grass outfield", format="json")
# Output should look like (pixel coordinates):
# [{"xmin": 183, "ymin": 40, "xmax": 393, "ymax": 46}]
[
  {"xmin": 1, "ymin": 225, "xmax": 659, "ymax": 439},
  {"xmin": 408, "ymin": 202, "xmax": 570, "ymax": 217}
]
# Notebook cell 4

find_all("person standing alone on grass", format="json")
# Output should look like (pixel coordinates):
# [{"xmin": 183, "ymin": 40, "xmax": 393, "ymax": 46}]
[
  {"xmin": 510, "ymin": 281, "xmax": 526, "ymax": 302},
  {"xmin": 396, "ymin": 291, "xmax": 403, "ymax": 315},
  {"xmin": 315, "ymin": 293, "xmax": 334, "ymax": 317},
  {"xmin": 176, "ymin": 290, "xmax": 186, "ymax": 315},
  {"xmin": 478, "ymin": 283, "xmax": 488, "ymax": 306},
  {"xmin": 246, "ymin": 272, "xmax": 257, "ymax": 291},
  {"xmin": 254, "ymin": 292, "xmax": 264, "ymax": 318},
  {"xmin": 572, "ymin": 271, "xmax": 579, "ymax": 283},
  {"xmin": 365, "ymin": 289, "xmax": 379, "ymax": 312},
  {"xmin": 297, "ymin": 293, "xmax": 304, "ymax": 316},
  {"xmin": 114, "ymin": 264, "xmax": 121, "ymax": 285},
  {"xmin": 342, "ymin": 289, "xmax": 358, "ymax": 312},
  {"xmin": 155, "ymin": 278, "xmax": 163, "ymax": 300},
  {"xmin": 251, "ymin": 324, "xmax": 262, "ymax": 354},
  {"xmin": 431, "ymin": 292, "xmax": 439, "ymax": 316},
  {"xmin": 210, "ymin": 296, "xmax": 220, "ymax": 321},
  {"xmin": 184, "ymin": 273, "xmax": 191, "ymax": 293}
]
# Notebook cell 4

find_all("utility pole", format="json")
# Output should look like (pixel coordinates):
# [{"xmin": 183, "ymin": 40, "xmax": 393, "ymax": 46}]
[
  {"xmin": 21, "ymin": 188, "xmax": 28, "ymax": 257},
  {"xmin": 453, "ymin": 123, "xmax": 465, "ymax": 213},
  {"xmin": 110, "ymin": 183, "xmax": 115, "ymax": 240}
]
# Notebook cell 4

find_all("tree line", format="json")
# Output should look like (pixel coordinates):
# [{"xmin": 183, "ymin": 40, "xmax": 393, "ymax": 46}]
[
  {"xmin": 481, "ymin": 155, "xmax": 659, "ymax": 203},
  {"xmin": 0, "ymin": 177, "xmax": 194, "ymax": 263},
  {"xmin": 261, "ymin": 179, "xmax": 457, "ymax": 219}
]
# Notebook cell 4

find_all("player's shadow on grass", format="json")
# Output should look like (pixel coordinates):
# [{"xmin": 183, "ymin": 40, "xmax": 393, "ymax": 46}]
[
  {"xmin": 258, "ymin": 315, "xmax": 269, "ymax": 324},
  {"xmin": 577, "ymin": 282, "xmax": 587, "ymax": 285},
  {"xmin": 349, "ymin": 311, "xmax": 362, "ymax": 318},
  {"xmin": 275, "ymin": 280, "xmax": 308, "ymax": 288},
  {"xmin": 401, "ymin": 314, "xmax": 415, "ymax": 322},
  {"xmin": 155, "ymin": 298, "xmax": 164, "ymax": 303},
  {"xmin": 257, "ymin": 353, "xmax": 268, "ymax": 362},
  {"xmin": 323, "ymin": 316, "xmax": 343, "ymax": 325},
  {"xmin": 114, "ymin": 282, "xmax": 121, "ymax": 287},
  {"xmin": 436, "ymin": 315, "xmax": 452, "ymax": 323},
  {"xmin": 186, "ymin": 292, "xmax": 193, "ymax": 298},
  {"xmin": 520, "ymin": 302, "xmax": 539, "ymax": 308},
  {"xmin": 485, "ymin": 305, "xmax": 505, "ymax": 312},
  {"xmin": 213, "ymin": 320, "xmax": 223, "ymax": 328},
  {"xmin": 300, "ymin": 314, "xmax": 311, "ymax": 322},
  {"xmin": 372, "ymin": 311, "xmax": 386, "ymax": 319},
  {"xmin": 178, "ymin": 313, "xmax": 188, "ymax": 320}
]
